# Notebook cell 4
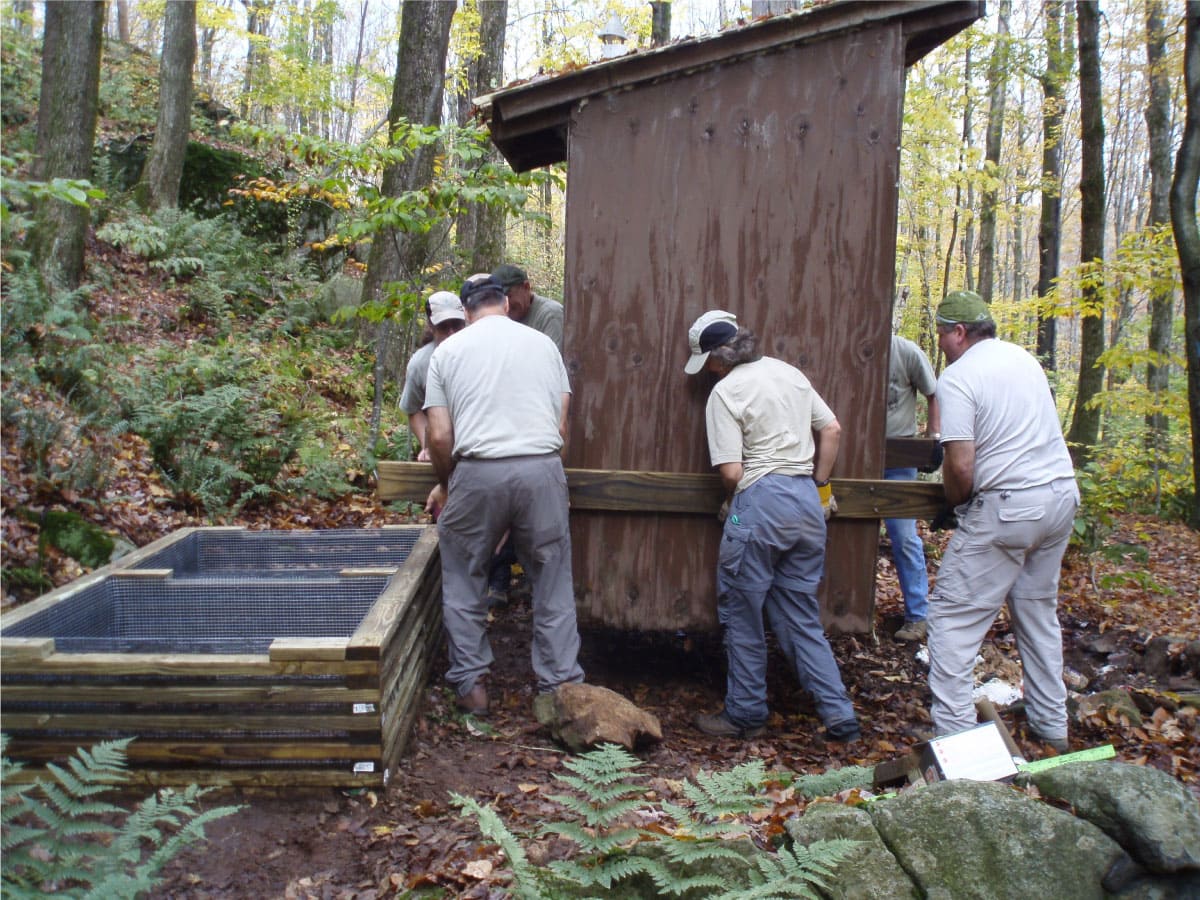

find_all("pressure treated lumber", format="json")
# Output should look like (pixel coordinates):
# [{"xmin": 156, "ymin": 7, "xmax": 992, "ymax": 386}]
[
  {"xmin": 376, "ymin": 461, "xmax": 946, "ymax": 518},
  {"xmin": 0, "ymin": 525, "xmax": 445, "ymax": 789}
]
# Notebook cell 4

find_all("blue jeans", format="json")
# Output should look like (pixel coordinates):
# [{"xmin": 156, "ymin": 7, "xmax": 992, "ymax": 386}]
[
  {"xmin": 884, "ymin": 467, "xmax": 929, "ymax": 623},
  {"xmin": 716, "ymin": 474, "xmax": 856, "ymax": 731}
]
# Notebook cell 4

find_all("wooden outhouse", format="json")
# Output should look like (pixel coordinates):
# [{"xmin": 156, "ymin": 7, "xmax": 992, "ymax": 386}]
[{"xmin": 474, "ymin": 1, "xmax": 983, "ymax": 634}]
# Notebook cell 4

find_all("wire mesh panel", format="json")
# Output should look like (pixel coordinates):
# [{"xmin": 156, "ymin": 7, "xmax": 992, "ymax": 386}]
[
  {"xmin": 3, "ymin": 576, "xmax": 390, "ymax": 653},
  {"xmin": 131, "ymin": 528, "xmax": 421, "ymax": 577}
]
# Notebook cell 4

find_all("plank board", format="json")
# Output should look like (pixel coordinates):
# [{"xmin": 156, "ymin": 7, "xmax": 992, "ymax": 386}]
[{"xmin": 377, "ymin": 461, "xmax": 944, "ymax": 518}]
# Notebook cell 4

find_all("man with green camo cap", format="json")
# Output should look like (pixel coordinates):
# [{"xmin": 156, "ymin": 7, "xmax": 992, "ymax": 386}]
[{"xmin": 929, "ymin": 289, "xmax": 1079, "ymax": 752}]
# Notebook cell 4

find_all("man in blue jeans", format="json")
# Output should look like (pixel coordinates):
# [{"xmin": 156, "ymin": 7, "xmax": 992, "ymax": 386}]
[
  {"xmin": 684, "ymin": 310, "xmax": 860, "ymax": 743},
  {"xmin": 886, "ymin": 334, "xmax": 940, "ymax": 642}
]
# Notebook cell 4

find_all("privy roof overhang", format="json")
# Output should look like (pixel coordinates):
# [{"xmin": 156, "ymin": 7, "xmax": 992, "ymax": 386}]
[{"xmin": 476, "ymin": 0, "xmax": 985, "ymax": 172}]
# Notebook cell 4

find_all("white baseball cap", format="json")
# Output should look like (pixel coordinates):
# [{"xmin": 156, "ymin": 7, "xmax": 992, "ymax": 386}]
[
  {"xmin": 684, "ymin": 310, "xmax": 738, "ymax": 375},
  {"xmin": 427, "ymin": 290, "xmax": 465, "ymax": 325}
]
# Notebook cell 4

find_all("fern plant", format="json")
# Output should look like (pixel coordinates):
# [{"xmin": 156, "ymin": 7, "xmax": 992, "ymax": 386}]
[
  {"xmin": 453, "ymin": 743, "xmax": 861, "ymax": 899},
  {"xmin": 541, "ymin": 743, "xmax": 657, "ymax": 890},
  {"xmin": 1, "ymin": 735, "xmax": 242, "ymax": 899}
]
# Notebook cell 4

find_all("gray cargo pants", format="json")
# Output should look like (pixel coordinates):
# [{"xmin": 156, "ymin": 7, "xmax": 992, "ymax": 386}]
[{"xmin": 436, "ymin": 454, "xmax": 584, "ymax": 698}]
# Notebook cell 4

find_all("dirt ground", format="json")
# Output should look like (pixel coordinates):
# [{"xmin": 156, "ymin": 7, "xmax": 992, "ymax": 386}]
[{"xmin": 151, "ymin": 517, "xmax": 1200, "ymax": 900}]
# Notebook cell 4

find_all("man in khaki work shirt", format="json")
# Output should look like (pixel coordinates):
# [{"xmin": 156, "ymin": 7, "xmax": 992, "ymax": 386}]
[{"xmin": 683, "ymin": 309, "xmax": 860, "ymax": 743}]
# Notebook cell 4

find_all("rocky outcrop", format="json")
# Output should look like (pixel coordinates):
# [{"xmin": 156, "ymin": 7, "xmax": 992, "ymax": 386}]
[
  {"xmin": 778, "ymin": 763, "xmax": 1200, "ymax": 899},
  {"xmin": 1026, "ymin": 762, "xmax": 1200, "ymax": 876}
]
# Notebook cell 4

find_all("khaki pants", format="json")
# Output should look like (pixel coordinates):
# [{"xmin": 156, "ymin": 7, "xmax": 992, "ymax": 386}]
[
  {"xmin": 928, "ymin": 478, "xmax": 1079, "ymax": 738},
  {"xmin": 437, "ymin": 454, "xmax": 584, "ymax": 696}
]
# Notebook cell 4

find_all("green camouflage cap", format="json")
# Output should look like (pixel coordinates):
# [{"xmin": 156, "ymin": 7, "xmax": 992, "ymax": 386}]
[{"xmin": 936, "ymin": 290, "xmax": 993, "ymax": 325}]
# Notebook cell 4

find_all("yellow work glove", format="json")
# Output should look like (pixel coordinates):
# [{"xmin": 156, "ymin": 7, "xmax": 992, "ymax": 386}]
[{"xmin": 818, "ymin": 481, "xmax": 837, "ymax": 520}]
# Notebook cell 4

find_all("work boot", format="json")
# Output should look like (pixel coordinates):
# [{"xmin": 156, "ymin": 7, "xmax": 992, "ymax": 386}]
[
  {"xmin": 1029, "ymin": 728, "xmax": 1069, "ymax": 753},
  {"xmin": 894, "ymin": 619, "xmax": 927, "ymax": 642},
  {"xmin": 456, "ymin": 681, "xmax": 489, "ymax": 716},
  {"xmin": 692, "ymin": 709, "xmax": 764, "ymax": 739},
  {"xmin": 825, "ymin": 718, "xmax": 862, "ymax": 742}
]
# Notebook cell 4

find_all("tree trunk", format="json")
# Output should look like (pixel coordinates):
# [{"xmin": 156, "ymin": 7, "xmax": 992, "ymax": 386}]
[
  {"xmin": 651, "ymin": 1, "xmax": 671, "ymax": 46},
  {"xmin": 30, "ymin": 0, "xmax": 105, "ymax": 292},
  {"xmin": 454, "ymin": 0, "xmax": 507, "ymax": 274},
  {"xmin": 1144, "ymin": 0, "xmax": 1174, "ymax": 466},
  {"xmin": 342, "ymin": 0, "xmax": 369, "ymax": 143},
  {"xmin": 1067, "ymin": 0, "xmax": 1106, "ymax": 464},
  {"xmin": 240, "ymin": 0, "xmax": 273, "ymax": 122},
  {"xmin": 139, "ymin": 0, "xmax": 196, "ymax": 211},
  {"xmin": 116, "ymin": 0, "xmax": 130, "ymax": 42},
  {"xmin": 977, "ymin": 0, "xmax": 1009, "ymax": 304},
  {"xmin": 941, "ymin": 44, "xmax": 973, "ymax": 301},
  {"xmin": 318, "ymin": 13, "xmax": 334, "ymax": 140},
  {"xmin": 1037, "ymin": 0, "xmax": 1070, "ymax": 371},
  {"xmin": 362, "ymin": 0, "xmax": 457, "ymax": 441},
  {"xmin": 1171, "ymin": 1, "xmax": 1200, "ymax": 528}
]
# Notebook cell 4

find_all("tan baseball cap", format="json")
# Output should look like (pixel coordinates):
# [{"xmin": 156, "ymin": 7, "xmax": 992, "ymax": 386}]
[
  {"xmin": 427, "ymin": 290, "xmax": 465, "ymax": 325},
  {"xmin": 684, "ymin": 310, "xmax": 738, "ymax": 375}
]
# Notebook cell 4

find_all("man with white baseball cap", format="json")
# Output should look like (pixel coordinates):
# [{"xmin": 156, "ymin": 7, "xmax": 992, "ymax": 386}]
[
  {"xmin": 400, "ymin": 290, "xmax": 466, "ymax": 460},
  {"xmin": 684, "ymin": 310, "xmax": 859, "ymax": 743}
]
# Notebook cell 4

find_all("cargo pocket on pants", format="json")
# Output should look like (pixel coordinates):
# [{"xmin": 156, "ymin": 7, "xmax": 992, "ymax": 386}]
[
  {"xmin": 998, "ymin": 505, "xmax": 1045, "ymax": 523},
  {"xmin": 717, "ymin": 528, "xmax": 750, "ymax": 595}
]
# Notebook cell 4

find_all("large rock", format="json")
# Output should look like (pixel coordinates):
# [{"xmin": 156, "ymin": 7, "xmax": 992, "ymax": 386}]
[
  {"xmin": 1027, "ymin": 761, "xmax": 1200, "ymax": 875},
  {"xmin": 1075, "ymin": 689, "xmax": 1145, "ymax": 728},
  {"xmin": 533, "ymin": 683, "xmax": 662, "ymax": 752},
  {"xmin": 785, "ymin": 802, "xmax": 918, "ymax": 899},
  {"xmin": 868, "ymin": 780, "xmax": 1128, "ymax": 899}
]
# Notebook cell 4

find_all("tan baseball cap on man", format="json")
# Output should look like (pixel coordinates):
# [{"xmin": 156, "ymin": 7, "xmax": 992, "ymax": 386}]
[
  {"xmin": 427, "ymin": 290, "xmax": 466, "ymax": 325},
  {"xmin": 684, "ymin": 310, "xmax": 738, "ymax": 375}
]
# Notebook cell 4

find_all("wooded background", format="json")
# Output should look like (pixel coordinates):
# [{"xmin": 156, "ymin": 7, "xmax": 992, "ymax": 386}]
[{"xmin": 2, "ymin": 0, "xmax": 1198, "ymax": 596}]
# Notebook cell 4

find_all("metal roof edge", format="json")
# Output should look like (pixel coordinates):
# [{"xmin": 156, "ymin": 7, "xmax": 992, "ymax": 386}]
[{"xmin": 476, "ymin": 0, "xmax": 984, "ymax": 145}]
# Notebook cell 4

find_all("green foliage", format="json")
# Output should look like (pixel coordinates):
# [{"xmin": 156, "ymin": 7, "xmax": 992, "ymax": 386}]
[
  {"xmin": 233, "ymin": 121, "xmax": 558, "ymax": 323},
  {"xmin": 97, "ymin": 41, "xmax": 161, "ymax": 133},
  {"xmin": 30, "ymin": 508, "xmax": 115, "ymax": 569},
  {"xmin": 453, "ymin": 743, "xmax": 860, "ymax": 899},
  {"xmin": 2, "ymin": 155, "xmax": 107, "ymax": 266},
  {"xmin": 95, "ymin": 205, "xmax": 321, "ymax": 333},
  {"xmin": 0, "ymin": 264, "xmax": 107, "ymax": 411},
  {"xmin": 786, "ymin": 766, "xmax": 876, "ymax": 801},
  {"xmin": 108, "ymin": 341, "xmax": 349, "ymax": 518},
  {"xmin": 542, "ymin": 744, "xmax": 656, "ymax": 889},
  {"xmin": 96, "ymin": 218, "xmax": 170, "ymax": 259},
  {"xmin": 1, "ymin": 735, "xmax": 242, "ymax": 898},
  {"xmin": 0, "ymin": 13, "xmax": 39, "ymax": 135}
]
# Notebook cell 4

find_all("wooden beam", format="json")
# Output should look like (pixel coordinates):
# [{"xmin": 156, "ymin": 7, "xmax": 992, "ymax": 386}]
[
  {"xmin": 376, "ymin": 461, "xmax": 945, "ymax": 519},
  {"xmin": 884, "ymin": 436, "xmax": 941, "ymax": 470},
  {"xmin": 268, "ymin": 637, "xmax": 349, "ymax": 661}
]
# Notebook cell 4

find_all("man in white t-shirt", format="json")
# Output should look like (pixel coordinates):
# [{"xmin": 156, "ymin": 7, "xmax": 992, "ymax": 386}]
[
  {"xmin": 931, "ymin": 290, "xmax": 1079, "ymax": 752},
  {"xmin": 399, "ymin": 291, "xmax": 467, "ymax": 460},
  {"xmin": 424, "ymin": 277, "xmax": 584, "ymax": 716},
  {"xmin": 684, "ymin": 310, "xmax": 859, "ymax": 743}
]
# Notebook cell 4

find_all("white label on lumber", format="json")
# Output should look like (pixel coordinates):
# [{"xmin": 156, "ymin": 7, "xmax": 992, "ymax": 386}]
[
  {"xmin": 353, "ymin": 761, "xmax": 375, "ymax": 773},
  {"xmin": 353, "ymin": 703, "xmax": 376, "ymax": 714}
]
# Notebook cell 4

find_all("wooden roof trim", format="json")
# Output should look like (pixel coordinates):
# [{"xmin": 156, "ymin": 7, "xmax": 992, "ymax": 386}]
[{"xmin": 476, "ymin": 0, "xmax": 984, "ymax": 171}]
